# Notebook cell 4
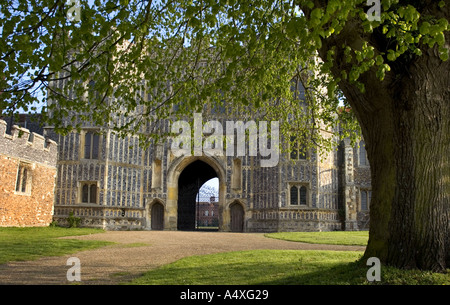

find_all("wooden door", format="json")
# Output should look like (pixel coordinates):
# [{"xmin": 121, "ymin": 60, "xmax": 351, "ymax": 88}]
[
  {"xmin": 230, "ymin": 203, "xmax": 244, "ymax": 232},
  {"xmin": 151, "ymin": 203, "xmax": 164, "ymax": 230}
]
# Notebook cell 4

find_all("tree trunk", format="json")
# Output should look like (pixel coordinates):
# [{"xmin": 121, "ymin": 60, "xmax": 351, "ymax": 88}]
[
  {"xmin": 318, "ymin": 25, "xmax": 450, "ymax": 272},
  {"xmin": 383, "ymin": 49, "xmax": 450, "ymax": 271}
]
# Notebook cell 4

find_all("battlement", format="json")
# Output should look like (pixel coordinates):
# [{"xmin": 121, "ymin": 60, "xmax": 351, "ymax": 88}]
[{"xmin": 0, "ymin": 119, "xmax": 58, "ymax": 166}]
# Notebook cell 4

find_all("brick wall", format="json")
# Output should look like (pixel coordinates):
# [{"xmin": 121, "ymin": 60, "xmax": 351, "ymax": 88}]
[{"xmin": 0, "ymin": 120, "xmax": 58, "ymax": 227}]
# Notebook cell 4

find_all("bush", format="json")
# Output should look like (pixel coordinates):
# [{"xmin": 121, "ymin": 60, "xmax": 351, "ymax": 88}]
[{"xmin": 67, "ymin": 211, "xmax": 82, "ymax": 228}]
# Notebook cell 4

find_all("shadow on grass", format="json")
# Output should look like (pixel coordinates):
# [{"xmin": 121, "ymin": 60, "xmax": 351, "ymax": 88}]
[
  {"xmin": 128, "ymin": 250, "xmax": 369, "ymax": 285},
  {"xmin": 128, "ymin": 250, "xmax": 450, "ymax": 285}
]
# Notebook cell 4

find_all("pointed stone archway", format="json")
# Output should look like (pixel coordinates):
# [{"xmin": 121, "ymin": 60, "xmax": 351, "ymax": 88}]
[
  {"xmin": 229, "ymin": 201, "xmax": 245, "ymax": 232},
  {"xmin": 177, "ymin": 160, "xmax": 217, "ymax": 230},
  {"xmin": 165, "ymin": 155, "xmax": 229, "ymax": 231},
  {"xmin": 145, "ymin": 199, "xmax": 165, "ymax": 230},
  {"xmin": 150, "ymin": 201, "xmax": 164, "ymax": 230}
]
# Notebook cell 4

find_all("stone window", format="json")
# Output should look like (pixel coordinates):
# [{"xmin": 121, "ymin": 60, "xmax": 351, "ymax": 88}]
[
  {"xmin": 80, "ymin": 181, "xmax": 98, "ymax": 204},
  {"xmin": 291, "ymin": 77, "xmax": 306, "ymax": 101},
  {"xmin": 15, "ymin": 162, "xmax": 32, "ymax": 195},
  {"xmin": 83, "ymin": 131, "xmax": 100, "ymax": 159},
  {"xmin": 290, "ymin": 136, "xmax": 307, "ymax": 160},
  {"xmin": 88, "ymin": 80, "xmax": 99, "ymax": 99},
  {"xmin": 290, "ymin": 185, "xmax": 298, "ymax": 205},
  {"xmin": 360, "ymin": 189, "xmax": 372, "ymax": 211},
  {"xmin": 359, "ymin": 140, "xmax": 369, "ymax": 166},
  {"xmin": 289, "ymin": 184, "xmax": 308, "ymax": 206}
]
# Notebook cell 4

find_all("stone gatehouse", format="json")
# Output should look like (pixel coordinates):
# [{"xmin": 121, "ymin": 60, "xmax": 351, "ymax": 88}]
[{"xmin": 44, "ymin": 108, "xmax": 371, "ymax": 232}]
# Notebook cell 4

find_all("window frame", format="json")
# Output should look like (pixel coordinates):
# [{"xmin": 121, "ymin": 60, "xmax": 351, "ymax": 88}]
[
  {"xmin": 79, "ymin": 181, "xmax": 99, "ymax": 204},
  {"xmin": 358, "ymin": 140, "xmax": 369, "ymax": 167},
  {"xmin": 288, "ymin": 183, "xmax": 310, "ymax": 207},
  {"xmin": 289, "ymin": 135, "xmax": 307, "ymax": 161},
  {"xmin": 15, "ymin": 162, "xmax": 33, "ymax": 195},
  {"xmin": 360, "ymin": 189, "xmax": 372, "ymax": 211},
  {"xmin": 81, "ymin": 130, "xmax": 101, "ymax": 160}
]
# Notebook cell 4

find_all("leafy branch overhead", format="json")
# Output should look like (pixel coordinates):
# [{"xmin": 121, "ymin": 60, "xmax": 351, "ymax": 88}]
[{"xmin": 0, "ymin": 0, "xmax": 448, "ymax": 149}]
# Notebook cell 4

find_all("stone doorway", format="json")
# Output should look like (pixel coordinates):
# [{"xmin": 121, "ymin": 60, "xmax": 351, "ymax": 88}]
[
  {"xmin": 177, "ymin": 160, "xmax": 218, "ymax": 231},
  {"xmin": 230, "ymin": 202, "xmax": 244, "ymax": 232},
  {"xmin": 151, "ymin": 202, "xmax": 164, "ymax": 230}
]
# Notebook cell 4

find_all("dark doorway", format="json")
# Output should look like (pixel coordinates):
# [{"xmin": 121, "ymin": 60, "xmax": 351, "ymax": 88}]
[
  {"xmin": 151, "ymin": 202, "xmax": 164, "ymax": 230},
  {"xmin": 177, "ymin": 160, "xmax": 218, "ymax": 231},
  {"xmin": 230, "ymin": 202, "xmax": 244, "ymax": 232}
]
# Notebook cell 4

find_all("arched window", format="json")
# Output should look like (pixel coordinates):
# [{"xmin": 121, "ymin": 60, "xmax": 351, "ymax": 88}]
[
  {"xmin": 15, "ymin": 163, "xmax": 31, "ymax": 194},
  {"xmin": 290, "ymin": 136, "xmax": 307, "ymax": 160},
  {"xmin": 84, "ymin": 131, "xmax": 99, "ymax": 159},
  {"xmin": 81, "ymin": 184, "xmax": 88, "ymax": 203},
  {"xmin": 361, "ymin": 190, "xmax": 372, "ymax": 211},
  {"xmin": 81, "ymin": 182, "xmax": 98, "ymax": 204},
  {"xmin": 290, "ymin": 184, "xmax": 308, "ymax": 206},
  {"xmin": 359, "ymin": 140, "xmax": 368, "ymax": 166},
  {"xmin": 290, "ymin": 185, "xmax": 298, "ymax": 205},
  {"xmin": 299, "ymin": 186, "xmax": 307, "ymax": 205},
  {"xmin": 88, "ymin": 80, "xmax": 99, "ymax": 99},
  {"xmin": 90, "ymin": 184, "xmax": 97, "ymax": 203}
]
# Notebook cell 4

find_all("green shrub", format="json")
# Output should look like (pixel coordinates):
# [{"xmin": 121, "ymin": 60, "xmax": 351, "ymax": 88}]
[{"xmin": 67, "ymin": 211, "xmax": 82, "ymax": 228}]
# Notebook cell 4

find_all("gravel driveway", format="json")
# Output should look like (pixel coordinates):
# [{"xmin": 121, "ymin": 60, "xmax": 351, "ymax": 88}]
[{"xmin": 0, "ymin": 231, "xmax": 365, "ymax": 285}]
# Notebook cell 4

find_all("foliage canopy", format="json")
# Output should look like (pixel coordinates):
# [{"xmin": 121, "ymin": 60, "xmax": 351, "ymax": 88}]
[{"xmin": 0, "ymin": 0, "xmax": 448, "ymax": 152}]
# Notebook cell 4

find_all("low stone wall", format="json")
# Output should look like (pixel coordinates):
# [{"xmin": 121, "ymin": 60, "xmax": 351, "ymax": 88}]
[{"xmin": 247, "ymin": 209, "xmax": 342, "ymax": 232}]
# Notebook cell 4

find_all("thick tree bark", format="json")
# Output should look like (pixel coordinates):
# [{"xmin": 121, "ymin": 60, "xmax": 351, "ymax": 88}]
[
  {"xmin": 386, "ymin": 48, "xmax": 450, "ymax": 271},
  {"xmin": 315, "ymin": 6, "xmax": 450, "ymax": 272},
  {"xmin": 339, "ymin": 50, "xmax": 449, "ymax": 272}
]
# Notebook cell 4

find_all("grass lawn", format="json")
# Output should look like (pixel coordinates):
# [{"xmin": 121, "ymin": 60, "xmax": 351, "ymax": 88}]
[
  {"xmin": 128, "ymin": 249, "xmax": 450, "ymax": 285},
  {"xmin": 264, "ymin": 231, "xmax": 369, "ymax": 246},
  {"xmin": 0, "ymin": 226, "xmax": 113, "ymax": 264},
  {"xmin": 129, "ymin": 231, "xmax": 449, "ymax": 285}
]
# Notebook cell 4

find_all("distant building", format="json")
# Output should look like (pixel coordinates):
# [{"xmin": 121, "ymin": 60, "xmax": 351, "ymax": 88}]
[{"xmin": 196, "ymin": 197, "xmax": 219, "ymax": 228}]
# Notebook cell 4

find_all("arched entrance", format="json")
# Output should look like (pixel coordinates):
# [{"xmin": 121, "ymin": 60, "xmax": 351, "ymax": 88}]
[
  {"xmin": 151, "ymin": 202, "xmax": 164, "ymax": 230},
  {"xmin": 177, "ymin": 160, "xmax": 218, "ymax": 230},
  {"xmin": 166, "ymin": 155, "xmax": 230, "ymax": 231},
  {"xmin": 230, "ymin": 202, "xmax": 244, "ymax": 232}
]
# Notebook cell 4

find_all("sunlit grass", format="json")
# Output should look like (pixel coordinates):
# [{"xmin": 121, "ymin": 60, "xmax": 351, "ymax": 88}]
[
  {"xmin": 0, "ymin": 227, "xmax": 113, "ymax": 264},
  {"xmin": 264, "ymin": 231, "xmax": 369, "ymax": 246},
  {"xmin": 128, "ymin": 249, "xmax": 450, "ymax": 285},
  {"xmin": 129, "ymin": 250, "xmax": 366, "ymax": 285}
]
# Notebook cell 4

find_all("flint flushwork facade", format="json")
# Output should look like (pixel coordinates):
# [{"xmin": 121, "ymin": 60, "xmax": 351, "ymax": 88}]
[{"xmin": 44, "ymin": 113, "xmax": 372, "ymax": 232}]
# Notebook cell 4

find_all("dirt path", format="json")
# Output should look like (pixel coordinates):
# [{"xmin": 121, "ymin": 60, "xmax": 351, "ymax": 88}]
[{"xmin": 0, "ymin": 231, "xmax": 365, "ymax": 285}]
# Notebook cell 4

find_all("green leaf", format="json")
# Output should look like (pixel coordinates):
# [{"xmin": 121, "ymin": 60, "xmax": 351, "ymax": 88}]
[
  {"xmin": 439, "ymin": 47, "xmax": 449, "ymax": 61},
  {"xmin": 419, "ymin": 22, "xmax": 431, "ymax": 35},
  {"xmin": 387, "ymin": 50, "xmax": 396, "ymax": 61},
  {"xmin": 375, "ymin": 55, "xmax": 384, "ymax": 66}
]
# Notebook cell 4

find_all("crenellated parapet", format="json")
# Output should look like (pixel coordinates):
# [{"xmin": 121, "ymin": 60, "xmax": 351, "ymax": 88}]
[{"xmin": 0, "ymin": 119, "xmax": 58, "ymax": 166}]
